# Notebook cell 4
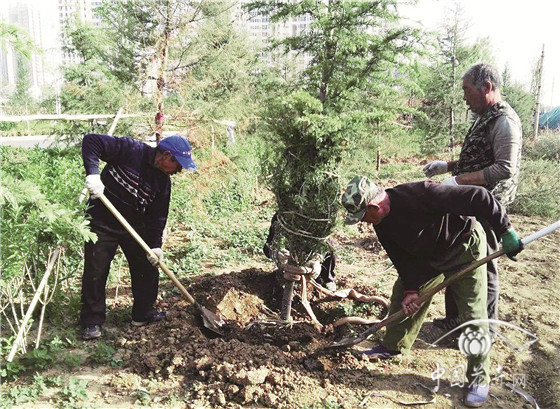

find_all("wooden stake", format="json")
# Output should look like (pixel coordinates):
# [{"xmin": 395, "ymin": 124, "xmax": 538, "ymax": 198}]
[{"xmin": 7, "ymin": 247, "xmax": 62, "ymax": 362}]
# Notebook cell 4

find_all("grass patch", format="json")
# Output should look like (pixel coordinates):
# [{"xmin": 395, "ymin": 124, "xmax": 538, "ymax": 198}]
[{"xmin": 510, "ymin": 158, "xmax": 560, "ymax": 218}]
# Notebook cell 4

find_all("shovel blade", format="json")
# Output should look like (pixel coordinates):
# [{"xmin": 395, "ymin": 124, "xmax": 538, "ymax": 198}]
[
  {"xmin": 198, "ymin": 304, "xmax": 225, "ymax": 336},
  {"xmin": 323, "ymin": 335, "xmax": 366, "ymax": 350}
]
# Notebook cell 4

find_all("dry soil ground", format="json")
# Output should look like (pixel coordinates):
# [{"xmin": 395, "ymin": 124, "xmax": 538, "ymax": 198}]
[{"xmin": 7, "ymin": 214, "xmax": 560, "ymax": 409}]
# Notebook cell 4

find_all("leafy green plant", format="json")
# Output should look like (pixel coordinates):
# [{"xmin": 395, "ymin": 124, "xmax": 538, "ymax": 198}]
[
  {"xmin": 222, "ymin": 226, "xmax": 267, "ymax": 255},
  {"xmin": 0, "ymin": 373, "xmax": 47, "ymax": 407},
  {"xmin": 63, "ymin": 353, "xmax": 84, "ymax": 370},
  {"xmin": 24, "ymin": 348, "xmax": 55, "ymax": 370},
  {"xmin": 88, "ymin": 342, "xmax": 119, "ymax": 367},
  {"xmin": 135, "ymin": 388, "xmax": 151, "ymax": 405},
  {"xmin": 1, "ymin": 383, "xmax": 41, "ymax": 407},
  {"xmin": 57, "ymin": 377, "xmax": 88, "ymax": 409},
  {"xmin": 0, "ymin": 146, "xmax": 95, "ymax": 282}
]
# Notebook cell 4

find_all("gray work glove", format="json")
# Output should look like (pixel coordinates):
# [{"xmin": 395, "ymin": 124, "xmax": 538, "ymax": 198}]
[
  {"xmin": 423, "ymin": 160, "xmax": 448, "ymax": 177},
  {"xmin": 147, "ymin": 248, "xmax": 164, "ymax": 266},
  {"xmin": 85, "ymin": 174, "xmax": 104, "ymax": 199}
]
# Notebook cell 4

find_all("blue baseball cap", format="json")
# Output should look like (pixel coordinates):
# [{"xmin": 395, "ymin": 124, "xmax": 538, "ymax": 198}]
[{"xmin": 158, "ymin": 135, "xmax": 197, "ymax": 170}]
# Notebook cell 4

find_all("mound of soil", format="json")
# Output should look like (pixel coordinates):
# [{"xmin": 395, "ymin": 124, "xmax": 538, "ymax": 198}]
[{"xmin": 119, "ymin": 269, "xmax": 389, "ymax": 408}]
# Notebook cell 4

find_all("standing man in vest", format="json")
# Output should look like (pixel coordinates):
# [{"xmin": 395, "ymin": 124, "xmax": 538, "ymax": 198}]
[{"xmin": 422, "ymin": 63, "xmax": 522, "ymax": 337}]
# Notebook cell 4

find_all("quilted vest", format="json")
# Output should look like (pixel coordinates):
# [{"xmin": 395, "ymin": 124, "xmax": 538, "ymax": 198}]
[{"xmin": 453, "ymin": 102, "xmax": 521, "ymax": 206}]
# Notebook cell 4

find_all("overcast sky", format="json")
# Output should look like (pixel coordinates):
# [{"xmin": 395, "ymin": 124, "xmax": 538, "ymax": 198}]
[{"xmin": 400, "ymin": 0, "xmax": 559, "ymax": 107}]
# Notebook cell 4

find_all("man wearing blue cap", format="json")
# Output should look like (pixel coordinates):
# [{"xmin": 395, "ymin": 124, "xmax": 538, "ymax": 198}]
[{"xmin": 80, "ymin": 133, "xmax": 196, "ymax": 340}]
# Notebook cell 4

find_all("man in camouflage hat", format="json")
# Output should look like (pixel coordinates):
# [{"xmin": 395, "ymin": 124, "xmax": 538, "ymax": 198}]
[
  {"xmin": 422, "ymin": 63, "xmax": 522, "ymax": 336},
  {"xmin": 341, "ymin": 176, "xmax": 523, "ymax": 407}
]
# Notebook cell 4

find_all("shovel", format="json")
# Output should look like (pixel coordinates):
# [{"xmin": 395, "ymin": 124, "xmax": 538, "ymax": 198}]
[
  {"xmin": 97, "ymin": 192, "xmax": 225, "ymax": 335},
  {"xmin": 323, "ymin": 220, "xmax": 560, "ymax": 350}
]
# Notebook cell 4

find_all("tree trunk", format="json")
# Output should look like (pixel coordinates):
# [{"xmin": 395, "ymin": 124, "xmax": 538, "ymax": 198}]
[
  {"xmin": 155, "ymin": 16, "xmax": 171, "ymax": 143},
  {"xmin": 532, "ymin": 44, "xmax": 545, "ymax": 140}
]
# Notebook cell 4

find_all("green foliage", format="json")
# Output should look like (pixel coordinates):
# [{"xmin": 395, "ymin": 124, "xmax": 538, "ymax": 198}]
[
  {"xmin": 0, "ymin": 22, "xmax": 38, "ymax": 59},
  {"xmin": 411, "ymin": 4, "xmax": 495, "ymax": 153},
  {"xmin": 247, "ymin": 0, "xmax": 420, "ymax": 112},
  {"xmin": 0, "ymin": 360, "xmax": 25, "ymax": 381},
  {"xmin": 0, "ymin": 337, "xmax": 70, "ymax": 382},
  {"xmin": 247, "ymin": 0, "xmax": 423, "ymax": 264},
  {"xmin": 502, "ymin": 66, "xmax": 535, "ymax": 137},
  {"xmin": 509, "ymin": 158, "xmax": 560, "ymax": 219},
  {"xmin": 203, "ymin": 180, "xmax": 252, "ymax": 217},
  {"xmin": 168, "ymin": 239, "xmax": 207, "ymax": 276},
  {"xmin": 0, "ymin": 378, "xmax": 45, "ymax": 407},
  {"xmin": 264, "ymin": 91, "xmax": 349, "ymax": 263},
  {"xmin": 60, "ymin": 20, "xmax": 145, "ymax": 115},
  {"xmin": 222, "ymin": 226, "xmax": 267, "ymax": 255},
  {"xmin": 62, "ymin": 353, "xmax": 85, "ymax": 370},
  {"xmin": 0, "ymin": 146, "xmax": 95, "ymax": 281},
  {"xmin": 178, "ymin": 3, "xmax": 259, "ymax": 123},
  {"xmin": 525, "ymin": 133, "xmax": 560, "ymax": 161},
  {"xmin": 135, "ymin": 388, "xmax": 152, "ymax": 405},
  {"xmin": 57, "ymin": 377, "xmax": 88, "ymax": 409},
  {"xmin": 88, "ymin": 342, "xmax": 120, "ymax": 367}
]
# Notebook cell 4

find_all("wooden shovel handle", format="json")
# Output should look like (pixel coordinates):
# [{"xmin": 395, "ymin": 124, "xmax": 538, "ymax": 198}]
[
  {"xmin": 98, "ymin": 193, "xmax": 196, "ymax": 305},
  {"xmin": 356, "ymin": 248, "xmax": 505, "ymax": 342}
]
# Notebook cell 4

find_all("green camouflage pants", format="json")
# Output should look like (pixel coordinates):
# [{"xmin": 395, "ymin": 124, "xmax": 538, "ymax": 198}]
[{"xmin": 382, "ymin": 221, "xmax": 490, "ymax": 385}]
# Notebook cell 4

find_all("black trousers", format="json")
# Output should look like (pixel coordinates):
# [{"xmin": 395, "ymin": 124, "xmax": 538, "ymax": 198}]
[
  {"xmin": 445, "ymin": 218, "xmax": 499, "ymax": 334},
  {"xmin": 80, "ymin": 223, "xmax": 159, "ymax": 326}
]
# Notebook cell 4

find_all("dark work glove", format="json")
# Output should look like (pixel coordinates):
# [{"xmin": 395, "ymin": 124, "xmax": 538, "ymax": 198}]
[{"xmin": 500, "ymin": 228, "xmax": 524, "ymax": 260}]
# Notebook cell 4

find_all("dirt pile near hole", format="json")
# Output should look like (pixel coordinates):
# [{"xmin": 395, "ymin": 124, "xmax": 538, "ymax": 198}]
[
  {"xmin": 119, "ymin": 259, "xmax": 545, "ymax": 408},
  {"xmin": 122, "ymin": 269, "xmax": 384, "ymax": 407}
]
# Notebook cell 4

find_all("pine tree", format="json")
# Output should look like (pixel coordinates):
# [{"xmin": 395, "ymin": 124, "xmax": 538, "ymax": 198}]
[{"xmin": 247, "ymin": 0, "xmax": 420, "ymax": 263}]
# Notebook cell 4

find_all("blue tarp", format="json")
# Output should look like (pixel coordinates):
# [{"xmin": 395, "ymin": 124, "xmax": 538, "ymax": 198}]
[{"xmin": 539, "ymin": 106, "xmax": 560, "ymax": 129}]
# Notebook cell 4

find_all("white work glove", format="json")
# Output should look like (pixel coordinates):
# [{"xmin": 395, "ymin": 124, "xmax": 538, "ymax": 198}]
[
  {"xmin": 306, "ymin": 259, "xmax": 322, "ymax": 280},
  {"xmin": 147, "ymin": 248, "xmax": 164, "ymax": 266},
  {"xmin": 85, "ymin": 174, "xmax": 104, "ymax": 199},
  {"xmin": 423, "ymin": 160, "xmax": 448, "ymax": 177},
  {"xmin": 442, "ymin": 176, "xmax": 459, "ymax": 186}
]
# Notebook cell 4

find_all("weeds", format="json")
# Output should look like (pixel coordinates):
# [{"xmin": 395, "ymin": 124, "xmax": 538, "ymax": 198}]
[
  {"xmin": 57, "ymin": 377, "xmax": 88, "ymax": 409},
  {"xmin": 525, "ymin": 132, "xmax": 560, "ymax": 161},
  {"xmin": 0, "ymin": 373, "xmax": 48, "ymax": 407},
  {"xmin": 62, "ymin": 352, "xmax": 84, "ymax": 370},
  {"xmin": 303, "ymin": 399, "xmax": 342, "ymax": 409},
  {"xmin": 88, "ymin": 342, "xmax": 121, "ymax": 368},
  {"xmin": 510, "ymin": 158, "xmax": 560, "ymax": 218}
]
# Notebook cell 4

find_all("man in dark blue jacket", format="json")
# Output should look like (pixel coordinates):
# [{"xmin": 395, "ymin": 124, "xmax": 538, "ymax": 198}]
[{"xmin": 81, "ymin": 134, "xmax": 196, "ymax": 340}]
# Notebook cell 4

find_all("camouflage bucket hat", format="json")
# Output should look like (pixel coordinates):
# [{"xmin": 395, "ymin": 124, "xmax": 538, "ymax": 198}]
[{"xmin": 341, "ymin": 176, "xmax": 382, "ymax": 225}]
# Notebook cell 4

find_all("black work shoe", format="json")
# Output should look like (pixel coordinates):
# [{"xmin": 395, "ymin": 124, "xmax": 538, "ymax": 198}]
[
  {"xmin": 82, "ymin": 325, "xmax": 102, "ymax": 340},
  {"xmin": 362, "ymin": 344, "xmax": 401, "ymax": 359},
  {"xmin": 432, "ymin": 317, "xmax": 458, "ymax": 331},
  {"xmin": 131, "ymin": 310, "xmax": 166, "ymax": 327}
]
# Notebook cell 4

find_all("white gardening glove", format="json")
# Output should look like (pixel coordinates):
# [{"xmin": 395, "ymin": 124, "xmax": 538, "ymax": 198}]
[
  {"xmin": 306, "ymin": 258, "xmax": 322, "ymax": 280},
  {"xmin": 147, "ymin": 248, "xmax": 164, "ymax": 266},
  {"xmin": 423, "ymin": 160, "xmax": 448, "ymax": 177},
  {"xmin": 85, "ymin": 174, "xmax": 104, "ymax": 199},
  {"xmin": 442, "ymin": 176, "xmax": 459, "ymax": 186}
]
